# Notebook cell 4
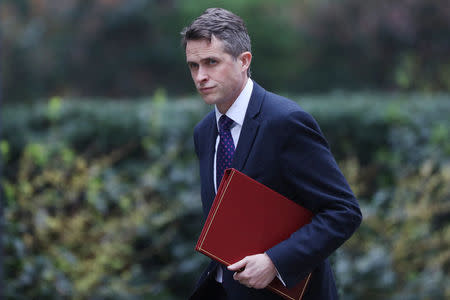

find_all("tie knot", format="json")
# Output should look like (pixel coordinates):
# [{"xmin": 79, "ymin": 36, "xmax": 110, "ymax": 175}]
[{"xmin": 219, "ymin": 115, "xmax": 234, "ymax": 131}]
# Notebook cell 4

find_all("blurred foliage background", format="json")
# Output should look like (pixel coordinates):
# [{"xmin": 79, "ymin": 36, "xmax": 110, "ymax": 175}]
[
  {"xmin": 2, "ymin": 0, "xmax": 450, "ymax": 101},
  {"xmin": 1, "ymin": 0, "xmax": 450, "ymax": 299}
]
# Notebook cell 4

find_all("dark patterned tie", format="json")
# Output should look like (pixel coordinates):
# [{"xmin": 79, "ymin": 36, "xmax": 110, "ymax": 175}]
[{"xmin": 216, "ymin": 115, "xmax": 235, "ymax": 188}]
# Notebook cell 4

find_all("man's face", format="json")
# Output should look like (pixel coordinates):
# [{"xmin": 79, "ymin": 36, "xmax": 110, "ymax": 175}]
[{"xmin": 186, "ymin": 36, "xmax": 249, "ymax": 113}]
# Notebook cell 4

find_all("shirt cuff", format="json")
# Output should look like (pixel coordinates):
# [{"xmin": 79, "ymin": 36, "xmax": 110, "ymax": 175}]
[
  {"xmin": 215, "ymin": 265, "xmax": 223, "ymax": 283},
  {"xmin": 276, "ymin": 269, "xmax": 287, "ymax": 286}
]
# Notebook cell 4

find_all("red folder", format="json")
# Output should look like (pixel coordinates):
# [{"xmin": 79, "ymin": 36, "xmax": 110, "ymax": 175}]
[{"xmin": 195, "ymin": 168, "xmax": 313, "ymax": 300}]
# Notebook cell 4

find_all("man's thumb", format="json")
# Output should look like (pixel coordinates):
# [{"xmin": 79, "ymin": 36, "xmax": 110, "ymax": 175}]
[{"xmin": 227, "ymin": 258, "xmax": 247, "ymax": 271}]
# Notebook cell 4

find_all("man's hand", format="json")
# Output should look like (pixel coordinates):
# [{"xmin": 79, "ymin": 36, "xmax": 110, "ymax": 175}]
[{"xmin": 227, "ymin": 253, "xmax": 277, "ymax": 289}]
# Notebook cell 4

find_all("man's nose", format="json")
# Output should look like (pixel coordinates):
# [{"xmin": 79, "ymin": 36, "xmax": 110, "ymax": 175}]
[{"xmin": 195, "ymin": 67, "xmax": 208, "ymax": 83}]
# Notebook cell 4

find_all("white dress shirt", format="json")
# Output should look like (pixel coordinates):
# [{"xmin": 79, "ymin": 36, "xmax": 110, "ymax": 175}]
[
  {"xmin": 213, "ymin": 78, "xmax": 253, "ymax": 193},
  {"xmin": 211, "ymin": 79, "xmax": 287, "ymax": 287}
]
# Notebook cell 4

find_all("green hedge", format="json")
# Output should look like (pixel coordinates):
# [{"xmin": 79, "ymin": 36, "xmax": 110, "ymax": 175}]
[{"xmin": 1, "ymin": 93, "xmax": 449, "ymax": 299}]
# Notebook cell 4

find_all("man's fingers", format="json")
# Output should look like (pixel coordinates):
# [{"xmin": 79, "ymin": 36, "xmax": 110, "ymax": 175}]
[
  {"xmin": 229, "ymin": 254, "xmax": 277, "ymax": 289},
  {"xmin": 233, "ymin": 270, "xmax": 243, "ymax": 281},
  {"xmin": 233, "ymin": 268, "xmax": 250, "ymax": 285},
  {"xmin": 227, "ymin": 257, "xmax": 247, "ymax": 271}
]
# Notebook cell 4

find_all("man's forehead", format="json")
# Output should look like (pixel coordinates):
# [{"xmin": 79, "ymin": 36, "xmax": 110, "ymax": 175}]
[
  {"xmin": 186, "ymin": 37, "xmax": 226, "ymax": 59},
  {"xmin": 186, "ymin": 38, "xmax": 213, "ymax": 51}
]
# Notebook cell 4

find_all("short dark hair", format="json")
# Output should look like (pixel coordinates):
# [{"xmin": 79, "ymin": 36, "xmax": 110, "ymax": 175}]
[{"xmin": 181, "ymin": 8, "xmax": 252, "ymax": 77}]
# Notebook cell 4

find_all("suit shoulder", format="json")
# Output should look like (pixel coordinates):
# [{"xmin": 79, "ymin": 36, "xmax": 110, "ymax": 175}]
[
  {"xmin": 263, "ymin": 91, "xmax": 311, "ymax": 120},
  {"xmin": 261, "ymin": 90, "xmax": 329, "ymax": 151}
]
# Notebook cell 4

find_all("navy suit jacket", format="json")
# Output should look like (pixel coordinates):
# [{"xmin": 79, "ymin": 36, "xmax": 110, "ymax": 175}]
[{"xmin": 191, "ymin": 82, "xmax": 362, "ymax": 299}]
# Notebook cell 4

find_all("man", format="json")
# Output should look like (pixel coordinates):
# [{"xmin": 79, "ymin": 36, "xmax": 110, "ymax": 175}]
[{"xmin": 181, "ymin": 8, "xmax": 362, "ymax": 300}]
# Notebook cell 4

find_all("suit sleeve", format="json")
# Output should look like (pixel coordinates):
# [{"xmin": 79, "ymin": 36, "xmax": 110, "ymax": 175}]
[{"xmin": 265, "ymin": 110, "xmax": 362, "ymax": 288}]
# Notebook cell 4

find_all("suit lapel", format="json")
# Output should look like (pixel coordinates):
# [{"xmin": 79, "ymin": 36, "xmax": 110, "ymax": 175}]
[{"xmin": 232, "ymin": 82, "xmax": 265, "ymax": 171}]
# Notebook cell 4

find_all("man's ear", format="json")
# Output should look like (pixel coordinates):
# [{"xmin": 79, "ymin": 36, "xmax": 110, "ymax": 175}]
[{"xmin": 239, "ymin": 51, "xmax": 252, "ymax": 73}]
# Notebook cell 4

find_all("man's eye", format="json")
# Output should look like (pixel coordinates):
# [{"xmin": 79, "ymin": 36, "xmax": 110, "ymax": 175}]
[
  {"xmin": 188, "ymin": 63, "xmax": 199, "ymax": 69},
  {"xmin": 208, "ymin": 59, "xmax": 217, "ymax": 65}
]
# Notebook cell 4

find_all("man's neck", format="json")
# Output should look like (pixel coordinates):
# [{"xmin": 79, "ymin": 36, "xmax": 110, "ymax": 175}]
[{"xmin": 216, "ymin": 77, "xmax": 249, "ymax": 114}]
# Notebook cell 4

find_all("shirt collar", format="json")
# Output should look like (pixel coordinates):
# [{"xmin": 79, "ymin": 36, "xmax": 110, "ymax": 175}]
[{"xmin": 215, "ymin": 78, "xmax": 253, "ymax": 128}]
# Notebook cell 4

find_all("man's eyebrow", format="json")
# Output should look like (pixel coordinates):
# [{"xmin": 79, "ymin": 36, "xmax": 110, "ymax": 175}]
[
  {"xmin": 186, "ymin": 56, "xmax": 220, "ymax": 65},
  {"xmin": 186, "ymin": 59, "xmax": 199, "ymax": 66},
  {"xmin": 188, "ymin": 56, "xmax": 220, "ymax": 62},
  {"xmin": 201, "ymin": 56, "xmax": 220, "ymax": 61}
]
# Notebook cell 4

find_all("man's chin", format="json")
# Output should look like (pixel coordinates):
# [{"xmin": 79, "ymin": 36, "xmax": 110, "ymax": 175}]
[{"xmin": 201, "ymin": 95, "xmax": 219, "ymax": 105}]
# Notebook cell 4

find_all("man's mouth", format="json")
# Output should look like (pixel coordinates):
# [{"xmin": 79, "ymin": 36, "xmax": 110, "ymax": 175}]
[{"xmin": 199, "ymin": 86, "xmax": 215, "ymax": 93}]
